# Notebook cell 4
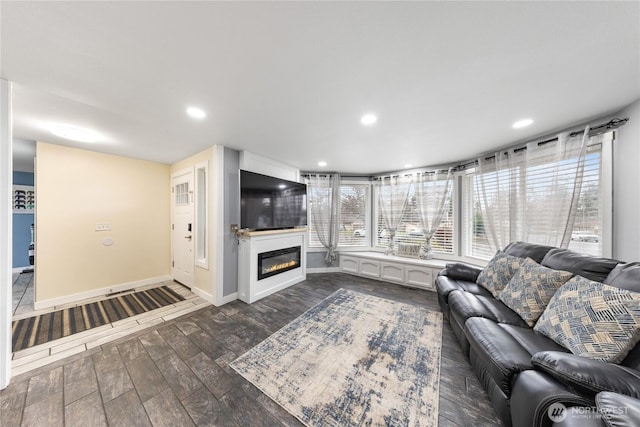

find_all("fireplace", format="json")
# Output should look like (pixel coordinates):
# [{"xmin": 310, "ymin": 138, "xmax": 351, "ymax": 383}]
[{"xmin": 258, "ymin": 245, "xmax": 301, "ymax": 280}]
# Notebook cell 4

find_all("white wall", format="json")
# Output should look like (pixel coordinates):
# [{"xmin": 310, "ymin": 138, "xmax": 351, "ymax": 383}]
[
  {"xmin": 613, "ymin": 99, "xmax": 640, "ymax": 262},
  {"xmin": 1, "ymin": 79, "xmax": 13, "ymax": 389}
]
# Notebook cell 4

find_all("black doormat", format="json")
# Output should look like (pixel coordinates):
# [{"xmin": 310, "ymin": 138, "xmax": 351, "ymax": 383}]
[{"xmin": 12, "ymin": 285, "xmax": 185, "ymax": 352}]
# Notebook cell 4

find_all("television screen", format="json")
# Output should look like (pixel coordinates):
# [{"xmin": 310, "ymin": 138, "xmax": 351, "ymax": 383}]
[{"xmin": 240, "ymin": 170, "xmax": 308, "ymax": 231}]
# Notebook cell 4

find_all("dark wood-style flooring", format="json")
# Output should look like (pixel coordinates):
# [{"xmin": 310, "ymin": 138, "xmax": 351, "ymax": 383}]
[{"xmin": 1, "ymin": 273, "xmax": 502, "ymax": 426}]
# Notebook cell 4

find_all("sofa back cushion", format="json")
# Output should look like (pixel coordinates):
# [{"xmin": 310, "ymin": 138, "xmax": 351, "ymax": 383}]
[
  {"xmin": 541, "ymin": 248, "xmax": 619, "ymax": 283},
  {"xmin": 503, "ymin": 241, "xmax": 555, "ymax": 263},
  {"xmin": 604, "ymin": 262, "xmax": 640, "ymax": 292}
]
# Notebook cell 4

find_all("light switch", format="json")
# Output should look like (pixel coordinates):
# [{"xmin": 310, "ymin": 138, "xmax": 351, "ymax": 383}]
[{"xmin": 96, "ymin": 223, "xmax": 111, "ymax": 231}]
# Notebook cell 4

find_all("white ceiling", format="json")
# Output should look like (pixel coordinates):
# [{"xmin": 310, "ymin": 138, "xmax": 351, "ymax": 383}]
[{"xmin": 2, "ymin": 1, "xmax": 639, "ymax": 174}]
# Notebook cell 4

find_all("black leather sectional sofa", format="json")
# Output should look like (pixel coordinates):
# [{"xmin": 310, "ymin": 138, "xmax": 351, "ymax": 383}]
[{"xmin": 436, "ymin": 242, "xmax": 640, "ymax": 427}]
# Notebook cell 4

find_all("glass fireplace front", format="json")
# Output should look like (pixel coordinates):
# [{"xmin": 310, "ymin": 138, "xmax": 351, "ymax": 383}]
[{"xmin": 257, "ymin": 246, "xmax": 301, "ymax": 280}]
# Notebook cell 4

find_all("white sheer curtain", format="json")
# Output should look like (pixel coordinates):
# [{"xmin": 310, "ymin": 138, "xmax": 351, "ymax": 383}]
[
  {"xmin": 377, "ymin": 175, "xmax": 412, "ymax": 255},
  {"xmin": 307, "ymin": 173, "xmax": 341, "ymax": 263},
  {"xmin": 475, "ymin": 126, "xmax": 590, "ymax": 252},
  {"xmin": 414, "ymin": 169, "xmax": 453, "ymax": 259},
  {"xmin": 522, "ymin": 128, "xmax": 589, "ymax": 247},
  {"xmin": 476, "ymin": 150, "xmax": 524, "ymax": 251}
]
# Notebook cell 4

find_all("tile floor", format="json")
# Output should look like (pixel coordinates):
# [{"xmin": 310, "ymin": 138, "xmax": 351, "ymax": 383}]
[
  {"xmin": 10, "ymin": 272, "xmax": 210, "ymax": 377},
  {"xmin": 2, "ymin": 273, "xmax": 503, "ymax": 426}
]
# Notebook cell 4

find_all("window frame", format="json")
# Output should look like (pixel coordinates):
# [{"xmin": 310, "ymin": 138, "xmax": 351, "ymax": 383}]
[
  {"xmin": 458, "ymin": 133, "xmax": 613, "ymax": 263},
  {"xmin": 371, "ymin": 177, "xmax": 458, "ymax": 260},
  {"xmin": 306, "ymin": 178, "xmax": 372, "ymax": 252}
]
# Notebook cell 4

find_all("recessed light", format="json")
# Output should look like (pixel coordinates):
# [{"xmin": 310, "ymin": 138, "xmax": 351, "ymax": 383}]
[
  {"xmin": 361, "ymin": 114, "xmax": 377, "ymax": 126},
  {"xmin": 318, "ymin": 161, "xmax": 327, "ymax": 167},
  {"xmin": 404, "ymin": 164, "xmax": 413, "ymax": 169},
  {"xmin": 45, "ymin": 123, "xmax": 102, "ymax": 143},
  {"xmin": 186, "ymin": 107, "xmax": 206, "ymax": 119},
  {"xmin": 278, "ymin": 184, "xmax": 287, "ymax": 189},
  {"xmin": 512, "ymin": 118, "xmax": 533, "ymax": 129}
]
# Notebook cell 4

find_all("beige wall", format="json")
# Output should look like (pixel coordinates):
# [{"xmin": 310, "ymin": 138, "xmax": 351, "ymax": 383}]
[{"xmin": 35, "ymin": 142, "xmax": 171, "ymax": 304}]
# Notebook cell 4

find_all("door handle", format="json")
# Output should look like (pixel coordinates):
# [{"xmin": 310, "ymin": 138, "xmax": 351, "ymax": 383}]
[{"xmin": 185, "ymin": 235, "xmax": 192, "ymax": 240}]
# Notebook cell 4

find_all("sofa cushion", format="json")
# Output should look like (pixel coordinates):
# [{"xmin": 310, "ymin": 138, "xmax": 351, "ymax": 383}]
[
  {"xmin": 498, "ymin": 258, "xmax": 573, "ymax": 327},
  {"xmin": 534, "ymin": 276, "xmax": 640, "ymax": 363},
  {"xmin": 597, "ymin": 392, "xmax": 640, "ymax": 427},
  {"xmin": 498, "ymin": 323, "xmax": 569, "ymax": 356},
  {"xmin": 476, "ymin": 251, "xmax": 523, "ymax": 297},
  {"xmin": 503, "ymin": 241, "xmax": 555, "ymax": 263},
  {"xmin": 541, "ymin": 248, "xmax": 619, "ymax": 283},
  {"xmin": 465, "ymin": 317, "xmax": 561, "ymax": 397},
  {"xmin": 436, "ymin": 275, "xmax": 493, "ymax": 300},
  {"xmin": 604, "ymin": 262, "xmax": 640, "ymax": 292},
  {"xmin": 449, "ymin": 290, "xmax": 529, "ymax": 327}
]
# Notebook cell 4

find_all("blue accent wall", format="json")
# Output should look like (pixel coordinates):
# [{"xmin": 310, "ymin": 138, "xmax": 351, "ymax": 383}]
[{"xmin": 13, "ymin": 171, "xmax": 35, "ymax": 268}]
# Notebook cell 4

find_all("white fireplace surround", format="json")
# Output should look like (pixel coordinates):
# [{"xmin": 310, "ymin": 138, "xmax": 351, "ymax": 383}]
[{"xmin": 237, "ymin": 228, "xmax": 307, "ymax": 303}]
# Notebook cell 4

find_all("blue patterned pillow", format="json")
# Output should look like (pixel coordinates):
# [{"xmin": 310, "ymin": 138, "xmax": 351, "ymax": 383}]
[
  {"xmin": 498, "ymin": 258, "xmax": 573, "ymax": 327},
  {"xmin": 477, "ymin": 251, "xmax": 523, "ymax": 298},
  {"xmin": 534, "ymin": 276, "xmax": 640, "ymax": 363}
]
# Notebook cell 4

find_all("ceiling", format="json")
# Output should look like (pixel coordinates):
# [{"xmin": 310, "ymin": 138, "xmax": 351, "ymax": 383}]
[{"xmin": 2, "ymin": 1, "xmax": 639, "ymax": 174}]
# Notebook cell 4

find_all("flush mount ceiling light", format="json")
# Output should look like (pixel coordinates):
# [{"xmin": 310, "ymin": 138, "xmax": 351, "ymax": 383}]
[
  {"xmin": 45, "ymin": 123, "xmax": 103, "ymax": 143},
  {"xmin": 186, "ymin": 106, "xmax": 206, "ymax": 119},
  {"xmin": 360, "ymin": 114, "xmax": 377, "ymax": 126},
  {"xmin": 318, "ymin": 161, "xmax": 327, "ymax": 167},
  {"xmin": 512, "ymin": 118, "xmax": 534, "ymax": 129}
]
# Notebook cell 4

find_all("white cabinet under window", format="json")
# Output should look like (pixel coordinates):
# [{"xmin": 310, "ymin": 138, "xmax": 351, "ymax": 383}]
[
  {"xmin": 340, "ymin": 252, "xmax": 445, "ymax": 291},
  {"xmin": 360, "ymin": 259, "xmax": 380, "ymax": 278}
]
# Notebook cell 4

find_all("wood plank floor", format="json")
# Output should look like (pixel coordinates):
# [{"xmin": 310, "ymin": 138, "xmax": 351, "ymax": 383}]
[{"xmin": 1, "ymin": 273, "xmax": 503, "ymax": 426}]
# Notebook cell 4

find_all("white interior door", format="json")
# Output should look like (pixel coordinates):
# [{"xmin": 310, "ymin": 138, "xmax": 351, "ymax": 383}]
[{"xmin": 172, "ymin": 172, "xmax": 194, "ymax": 287}]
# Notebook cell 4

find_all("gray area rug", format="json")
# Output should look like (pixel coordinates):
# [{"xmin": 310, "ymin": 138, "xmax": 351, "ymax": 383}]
[{"xmin": 230, "ymin": 288, "xmax": 443, "ymax": 426}]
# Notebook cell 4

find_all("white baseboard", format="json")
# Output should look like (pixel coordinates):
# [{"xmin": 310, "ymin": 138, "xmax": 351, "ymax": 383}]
[
  {"xmin": 12, "ymin": 266, "xmax": 32, "ymax": 274},
  {"xmin": 219, "ymin": 292, "xmax": 238, "ymax": 306},
  {"xmin": 307, "ymin": 267, "xmax": 342, "ymax": 274},
  {"xmin": 191, "ymin": 287, "xmax": 236, "ymax": 307},
  {"xmin": 34, "ymin": 275, "xmax": 172, "ymax": 310},
  {"xmin": 190, "ymin": 286, "xmax": 215, "ymax": 305}
]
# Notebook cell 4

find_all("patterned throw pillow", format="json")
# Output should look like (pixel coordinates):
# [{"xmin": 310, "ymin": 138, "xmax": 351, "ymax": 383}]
[
  {"xmin": 498, "ymin": 258, "xmax": 573, "ymax": 327},
  {"xmin": 534, "ymin": 276, "xmax": 640, "ymax": 363},
  {"xmin": 476, "ymin": 251, "xmax": 523, "ymax": 298}
]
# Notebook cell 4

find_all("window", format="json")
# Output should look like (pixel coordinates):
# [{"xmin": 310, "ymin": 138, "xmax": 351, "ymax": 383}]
[
  {"xmin": 175, "ymin": 182, "xmax": 189, "ymax": 206},
  {"xmin": 463, "ymin": 135, "xmax": 609, "ymax": 260},
  {"xmin": 567, "ymin": 149, "xmax": 602, "ymax": 255},
  {"xmin": 308, "ymin": 182, "xmax": 370, "ymax": 248},
  {"xmin": 195, "ymin": 162, "xmax": 208, "ymax": 268},
  {"xmin": 374, "ymin": 181, "xmax": 454, "ymax": 255}
]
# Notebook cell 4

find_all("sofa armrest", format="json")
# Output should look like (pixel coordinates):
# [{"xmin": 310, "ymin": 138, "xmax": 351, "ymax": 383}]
[
  {"xmin": 511, "ymin": 369, "xmax": 593, "ymax": 427},
  {"xmin": 439, "ymin": 262, "xmax": 482, "ymax": 282},
  {"xmin": 597, "ymin": 392, "xmax": 640, "ymax": 427},
  {"xmin": 532, "ymin": 351, "xmax": 640, "ymax": 398}
]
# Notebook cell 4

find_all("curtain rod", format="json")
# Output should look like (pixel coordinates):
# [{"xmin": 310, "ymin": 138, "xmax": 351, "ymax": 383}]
[
  {"xmin": 372, "ymin": 168, "xmax": 452, "ymax": 181},
  {"xmin": 455, "ymin": 117, "xmax": 628, "ymax": 171}
]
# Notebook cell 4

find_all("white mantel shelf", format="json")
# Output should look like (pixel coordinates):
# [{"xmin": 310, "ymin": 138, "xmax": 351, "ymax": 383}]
[{"xmin": 236, "ymin": 227, "xmax": 308, "ymax": 238}]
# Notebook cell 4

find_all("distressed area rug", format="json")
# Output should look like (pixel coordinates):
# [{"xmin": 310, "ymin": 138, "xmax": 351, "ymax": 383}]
[
  {"xmin": 12, "ymin": 285, "xmax": 184, "ymax": 352},
  {"xmin": 230, "ymin": 288, "xmax": 443, "ymax": 426}
]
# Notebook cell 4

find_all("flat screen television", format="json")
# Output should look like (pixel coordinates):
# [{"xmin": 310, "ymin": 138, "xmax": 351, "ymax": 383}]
[{"xmin": 240, "ymin": 170, "xmax": 308, "ymax": 231}]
